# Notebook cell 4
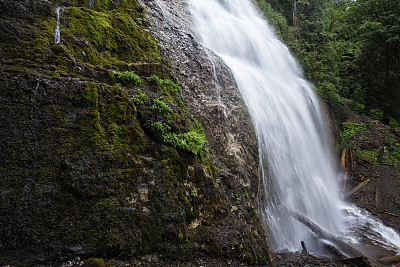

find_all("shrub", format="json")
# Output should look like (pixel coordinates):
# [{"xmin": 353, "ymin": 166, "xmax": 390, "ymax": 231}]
[
  {"xmin": 191, "ymin": 187, "xmax": 198, "ymax": 197},
  {"xmin": 388, "ymin": 118, "xmax": 399, "ymax": 128},
  {"xmin": 340, "ymin": 122, "xmax": 366, "ymax": 147},
  {"xmin": 115, "ymin": 71, "xmax": 141, "ymax": 85},
  {"xmin": 151, "ymin": 120, "xmax": 205, "ymax": 154},
  {"xmin": 370, "ymin": 109, "xmax": 383, "ymax": 121},
  {"xmin": 149, "ymin": 74, "xmax": 182, "ymax": 98},
  {"xmin": 151, "ymin": 121, "xmax": 170, "ymax": 132},
  {"xmin": 85, "ymin": 258, "xmax": 106, "ymax": 267},
  {"xmin": 149, "ymin": 74, "xmax": 164, "ymax": 86},
  {"xmin": 353, "ymin": 147, "xmax": 380, "ymax": 163},
  {"xmin": 131, "ymin": 91, "xmax": 148, "ymax": 104},
  {"xmin": 162, "ymin": 79, "xmax": 181, "ymax": 95},
  {"xmin": 151, "ymin": 98, "xmax": 173, "ymax": 114},
  {"xmin": 163, "ymin": 131, "xmax": 205, "ymax": 155},
  {"xmin": 387, "ymin": 143, "xmax": 400, "ymax": 168}
]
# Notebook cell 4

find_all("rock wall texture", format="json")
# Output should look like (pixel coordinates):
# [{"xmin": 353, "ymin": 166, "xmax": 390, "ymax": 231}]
[{"xmin": 0, "ymin": 0, "xmax": 272, "ymax": 265}]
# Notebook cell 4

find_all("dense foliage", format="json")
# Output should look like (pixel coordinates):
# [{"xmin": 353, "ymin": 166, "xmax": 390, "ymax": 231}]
[{"xmin": 254, "ymin": 0, "xmax": 400, "ymax": 124}]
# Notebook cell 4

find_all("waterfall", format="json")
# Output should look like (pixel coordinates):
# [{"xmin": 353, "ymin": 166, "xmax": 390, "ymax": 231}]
[
  {"xmin": 88, "ymin": 0, "xmax": 95, "ymax": 9},
  {"xmin": 54, "ymin": 7, "xmax": 63, "ymax": 44},
  {"xmin": 186, "ymin": 0, "xmax": 400, "ymax": 256},
  {"xmin": 187, "ymin": 0, "xmax": 343, "ymax": 252}
]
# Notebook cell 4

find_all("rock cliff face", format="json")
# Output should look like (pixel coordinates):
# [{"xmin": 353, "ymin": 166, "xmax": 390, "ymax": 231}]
[{"xmin": 0, "ymin": 0, "xmax": 272, "ymax": 265}]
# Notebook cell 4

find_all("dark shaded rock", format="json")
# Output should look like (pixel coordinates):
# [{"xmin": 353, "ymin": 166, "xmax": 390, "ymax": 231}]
[
  {"xmin": 274, "ymin": 252, "xmax": 350, "ymax": 266},
  {"xmin": 142, "ymin": 0, "xmax": 272, "ymax": 264},
  {"xmin": 0, "ymin": 0, "xmax": 272, "ymax": 266}
]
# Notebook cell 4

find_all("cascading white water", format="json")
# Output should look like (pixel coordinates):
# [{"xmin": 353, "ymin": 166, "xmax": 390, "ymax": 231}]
[
  {"xmin": 186, "ymin": 0, "xmax": 400, "ymax": 257},
  {"xmin": 54, "ymin": 7, "xmax": 63, "ymax": 44},
  {"xmin": 186, "ymin": 0, "xmax": 344, "ymax": 252}
]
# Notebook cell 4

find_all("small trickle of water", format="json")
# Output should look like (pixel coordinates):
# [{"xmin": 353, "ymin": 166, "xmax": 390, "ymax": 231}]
[
  {"xmin": 54, "ymin": 7, "xmax": 64, "ymax": 44},
  {"xmin": 88, "ymin": 0, "xmax": 95, "ymax": 9}
]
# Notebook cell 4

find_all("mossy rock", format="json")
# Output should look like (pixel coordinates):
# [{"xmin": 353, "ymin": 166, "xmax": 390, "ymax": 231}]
[
  {"xmin": 85, "ymin": 257, "xmax": 106, "ymax": 267},
  {"xmin": 0, "ymin": 0, "xmax": 272, "ymax": 265},
  {"xmin": 0, "ymin": 0, "xmax": 162, "ymax": 77}
]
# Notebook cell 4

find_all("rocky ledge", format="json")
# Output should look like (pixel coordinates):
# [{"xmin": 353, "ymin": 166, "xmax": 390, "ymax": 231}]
[{"xmin": 0, "ymin": 0, "xmax": 272, "ymax": 265}]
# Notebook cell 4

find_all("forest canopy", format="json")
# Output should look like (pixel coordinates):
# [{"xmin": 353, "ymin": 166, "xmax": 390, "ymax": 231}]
[{"xmin": 254, "ymin": 0, "xmax": 400, "ymax": 125}]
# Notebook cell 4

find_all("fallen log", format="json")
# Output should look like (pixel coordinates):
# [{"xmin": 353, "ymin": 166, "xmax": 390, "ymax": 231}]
[
  {"xmin": 346, "ymin": 177, "xmax": 373, "ymax": 198},
  {"xmin": 357, "ymin": 158, "xmax": 372, "ymax": 168},
  {"xmin": 301, "ymin": 240, "xmax": 308, "ymax": 254},
  {"xmin": 341, "ymin": 148, "xmax": 347, "ymax": 170},
  {"xmin": 288, "ymin": 210, "xmax": 362, "ymax": 258},
  {"xmin": 324, "ymin": 243, "xmax": 346, "ymax": 259},
  {"xmin": 350, "ymin": 147, "xmax": 354, "ymax": 170},
  {"xmin": 378, "ymin": 255, "xmax": 400, "ymax": 264},
  {"xmin": 375, "ymin": 177, "xmax": 380, "ymax": 209},
  {"xmin": 377, "ymin": 211, "xmax": 400, "ymax": 217},
  {"xmin": 341, "ymin": 256, "xmax": 375, "ymax": 267},
  {"xmin": 287, "ymin": 209, "xmax": 381, "ymax": 267}
]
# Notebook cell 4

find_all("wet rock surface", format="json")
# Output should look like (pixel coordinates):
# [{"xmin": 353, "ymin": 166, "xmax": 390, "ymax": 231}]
[
  {"xmin": 142, "ymin": 0, "xmax": 261, "ymax": 192},
  {"xmin": 141, "ymin": 0, "xmax": 271, "ymax": 263},
  {"xmin": 0, "ymin": 0, "xmax": 271, "ymax": 265},
  {"xmin": 274, "ymin": 252, "xmax": 350, "ymax": 267}
]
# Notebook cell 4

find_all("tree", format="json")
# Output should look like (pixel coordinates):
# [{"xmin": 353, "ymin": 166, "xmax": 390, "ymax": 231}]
[
  {"xmin": 293, "ymin": 0, "xmax": 298, "ymax": 28},
  {"xmin": 255, "ymin": 0, "xmax": 400, "ymax": 123},
  {"xmin": 346, "ymin": 0, "xmax": 400, "ymax": 122}
]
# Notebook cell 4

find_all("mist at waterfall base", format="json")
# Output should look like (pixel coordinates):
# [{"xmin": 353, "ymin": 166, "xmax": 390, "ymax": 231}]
[{"xmin": 186, "ymin": 0, "xmax": 400, "ymax": 257}]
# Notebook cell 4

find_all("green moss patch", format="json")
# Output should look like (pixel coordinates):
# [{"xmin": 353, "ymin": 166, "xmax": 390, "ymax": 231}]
[
  {"xmin": 0, "ymin": 0, "xmax": 161, "ymax": 78},
  {"xmin": 0, "ymin": 0, "xmax": 271, "ymax": 265},
  {"xmin": 62, "ymin": 6, "xmax": 161, "ymax": 69}
]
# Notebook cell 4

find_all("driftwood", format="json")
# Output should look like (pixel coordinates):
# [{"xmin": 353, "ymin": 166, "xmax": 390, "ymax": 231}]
[
  {"xmin": 341, "ymin": 147, "xmax": 348, "ymax": 191},
  {"xmin": 324, "ymin": 243, "xmax": 346, "ymax": 259},
  {"xmin": 288, "ymin": 210, "xmax": 363, "ymax": 258},
  {"xmin": 341, "ymin": 148, "xmax": 347, "ymax": 170},
  {"xmin": 356, "ymin": 158, "xmax": 373, "ymax": 168},
  {"xmin": 288, "ymin": 209, "xmax": 381, "ymax": 267},
  {"xmin": 377, "ymin": 211, "xmax": 400, "ymax": 217},
  {"xmin": 301, "ymin": 240, "xmax": 307, "ymax": 254},
  {"xmin": 375, "ymin": 177, "xmax": 380, "ymax": 209},
  {"xmin": 349, "ymin": 147, "xmax": 354, "ymax": 170},
  {"xmin": 341, "ymin": 257, "xmax": 376, "ymax": 267},
  {"xmin": 346, "ymin": 177, "xmax": 373, "ymax": 198},
  {"xmin": 378, "ymin": 255, "xmax": 400, "ymax": 264}
]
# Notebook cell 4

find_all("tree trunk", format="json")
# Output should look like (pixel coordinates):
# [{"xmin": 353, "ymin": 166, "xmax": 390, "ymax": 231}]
[
  {"xmin": 292, "ymin": 0, "xmax": 298, "ymax": 28},
  {"xmin": 346, "ymin": 177, "xmax": 373, "ymax": 198}
]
